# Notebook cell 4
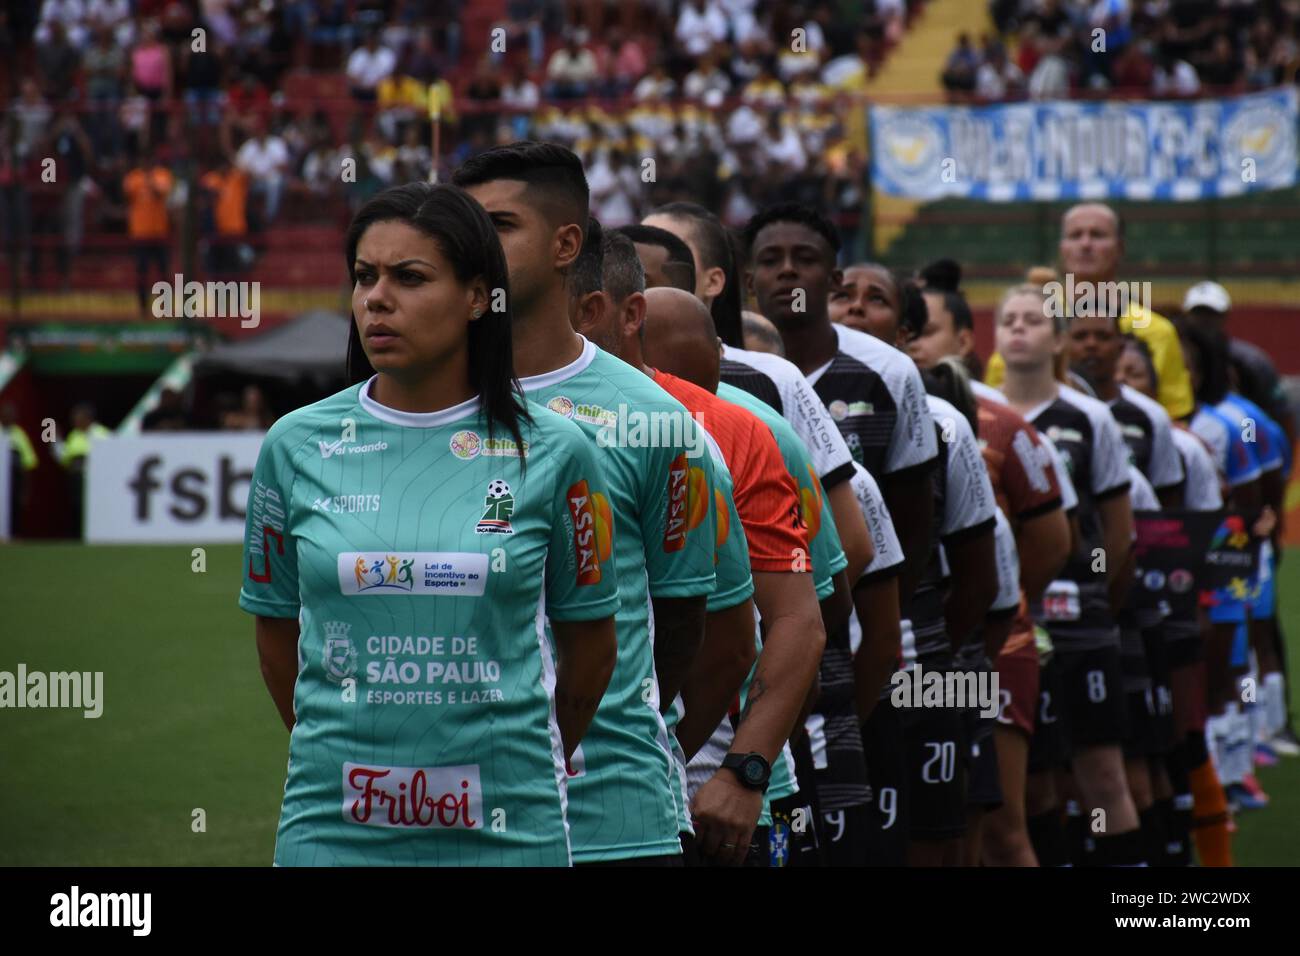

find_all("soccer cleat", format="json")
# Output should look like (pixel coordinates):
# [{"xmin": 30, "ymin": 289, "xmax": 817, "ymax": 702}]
[
  {"xmin": 1241, "ymin": 774, "xmax": 1270, "ymax": 802},
  {"xmin": 1223, "ymin": 782, "xmax": 1267, "ymax": 811},
  {"xmin": 1268, "ymin": 730, "xmax": 1300, "ymax": 757},
  {"xmin": 1254, "ymin": 743, "xmax": 1279, "ymax": 768}
]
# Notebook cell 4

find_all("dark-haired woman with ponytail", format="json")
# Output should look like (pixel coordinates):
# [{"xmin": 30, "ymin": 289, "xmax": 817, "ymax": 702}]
[{"xmin": 239, "ymin": 182, "xmax": 619, "ymax": 866}]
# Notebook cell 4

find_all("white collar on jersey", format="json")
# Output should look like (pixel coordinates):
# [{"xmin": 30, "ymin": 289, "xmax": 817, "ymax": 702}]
[
  {"xmin": 516, "ymin": 335, "xmax": 597, "ymax": 391},
  {"xmin": 358, "ymin": 376, "xmax": 482, "ymax": 428}
]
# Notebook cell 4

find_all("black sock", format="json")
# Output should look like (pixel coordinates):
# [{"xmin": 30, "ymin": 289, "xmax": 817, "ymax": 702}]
[
  {"xmin": 1139, "ymin": 804, "xmax": 1167, "ymax": 867},
  {"xmin": 1027, "ymin": 809, "xmax": 1069, "ymax": 866},
  {"xmin": 1163, "ymin": 749, "xmax": 1194, "ymax": 866},
  {"xmin": 1065, "ymin": 801, "xmax": 1090, "ymax": 866},
  {"xmin": 1093, "ymin": 827, "xmax": 1146, "ymax": 866}
]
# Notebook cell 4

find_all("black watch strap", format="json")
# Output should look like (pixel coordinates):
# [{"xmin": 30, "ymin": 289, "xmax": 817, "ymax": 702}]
[{"xmin": 722, "ymin": 752, "xmax": 771, "ymax": 792}]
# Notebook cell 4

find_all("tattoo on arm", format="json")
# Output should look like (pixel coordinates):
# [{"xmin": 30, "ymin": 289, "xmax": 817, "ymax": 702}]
[{"xmin": 738, "ymin": 676, "xmax": 767, "ymax": 725}]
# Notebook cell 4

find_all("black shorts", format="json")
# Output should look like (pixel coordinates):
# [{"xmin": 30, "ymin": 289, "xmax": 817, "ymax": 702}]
[
  {"xmin": 1164, "ymin": 616, "xmax": 1204, "ymax": 671},
  {"xmin": 860, "ymin": 704, "xmax": 909, "ymax": 866},
  {"xmin": 819, "ymin": 804, "xmax": 873, "ymax": 866},
  {"xmin": 1058, "ymin": 644, "xmax": 1128, "ymax": 751},
  {"xmin": 680, "ymin": 828, "xmax": 769, "ymax": 867},
  {"xmin": 964, "ymin": 706, "xmax": 1003, "ymax": 809},
  {"xmin": 1028, "ymin": 653, "xmax": 1067, "ymax": 773},
  {"xmin": 902, "ymin": 704, "xmax": 968, "ymax": 841}
]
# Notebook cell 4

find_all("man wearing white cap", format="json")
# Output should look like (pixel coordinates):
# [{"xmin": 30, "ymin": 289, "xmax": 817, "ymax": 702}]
[
  {"xmin": 1182, "ymin": 281, "xmax": 1296, "ymax": 451},
  {"xmin": 1182, "ymin": 280, "xmax": 1300, "ymax": 759}
]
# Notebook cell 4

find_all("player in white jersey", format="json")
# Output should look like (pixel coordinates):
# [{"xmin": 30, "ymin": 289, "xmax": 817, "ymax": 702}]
[{"xmin": 996, "ymin": 283, "xmax": 1146, "ymax": 866}]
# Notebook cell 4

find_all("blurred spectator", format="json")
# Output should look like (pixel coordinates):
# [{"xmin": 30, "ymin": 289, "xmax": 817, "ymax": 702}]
[
  {"xmin": 222, "ymin": 384, "xmax": 274, "ymax": 430},
  {"xmin": 198, "ymin": 153, "xmax": 251, "ymax": 274},
  {"xmin": 1, "ymin": 402, "xmax": 37, "ymax": 536},
  {"xmin": 36, "ymin": 20, "xmax": 82, "ymax": 101},
  {"xmin": 1111, "ymin": 37, "xmax": 1155, "ymax": 94},
  {"xmin": 600, "ymin": 27, "xmax": 649, "ymax": 95},
  {"xmin": 12, "ymin": 79, "xmax": 53, "ymax": 160},
  {"xmin": 1152, "ymin": 47, "xmax": 1201, "ymax": 96},
  {"xmin": 1195, "ymin": 33, "xmax": 1241, "ymax": 90},
  {"xmin": 377, "ymin": 53, "xmax": 433, "ymax": 142},
  {"xmin": 494, "ymin": 1, "xmax": 545, "ymax": 68},
  {"xmin": 941, "ymin": 33, "xmax": 979, "ymax": 94},
  {"xmin": 141, "ymin": 387, "xmax": 189, "ymax": 431},
  {"xmin": 50, "ymin": 105, "xmax": 96, "ymax": 290},
  {"xmin": 181, "ymin": 25, "xmax": 225, "ymax": 127},
  {"xmin": 975, "ymin": 39, "xmax": 1025, "ymax": 99},
  {"xmin": 394, "ymin": 122, "xmax": 432, "ymax": 183},
  {"xmin": 546, "ymin": 31, "xmax": 600, "ymax": 100},
  {"xmin": 122, "ymin": 149, "xmax": 174, "ymax": 315},
  {"xmin": 0, "ymin": 118, "xmax": 32, "ymax": 281},
  {"xmin": 587, "ymin": 146, "xmax": 640, "ymax": 226},
  {"xmin": 684, "ymin": 50, "xmax": 732, "ymax": 104},
  {"xmin": 634, "ymin": 59, "xmax": 677, "ymax": 100},
  {"xmin": 83, "ymin": 23, "xmax": 127, "ymax": 155},
  {"xmin": 86, "ymin": 0, "xmax": 134, "ymax": 47},
  {"xmin": 675, "ymin": 0, "xmax": 729, "ymax": 60},
  {"xmin": 57, "ymin": 402, "xmax": 109, "ymax": 537},
  {"xmin": 501, "ymin": 65, "xmax": 540, "ymax": 139},
  {"xmin": 130, "ymin": 18, "xmax": 172, "ymax": 145},
  {"xmin": 235, "ymin": 116, "xmax": 290, "ymax": 228},
  {"xmin": 346, "ymin": 29, "xmax": 396, "ymax": 102},
  {"xmin": 118, "ymin": 81, "xmax": 152, "ymax": 157},
  {"xmin": 226, "ymin": 72, "xmax": 272, "ymax": 127},
  {"xmin": 462, "ymin": 57, "xmax": 503, "ymax": 141},
  {"xmin": 36, "ymin": 0, "xmax": 91, "ymax": 49}
]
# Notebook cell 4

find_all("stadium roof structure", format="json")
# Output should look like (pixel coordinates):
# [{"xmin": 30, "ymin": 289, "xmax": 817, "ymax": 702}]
[{"xmin": 195, "ymin": 310, "xmax": 351, "ymax": 381}]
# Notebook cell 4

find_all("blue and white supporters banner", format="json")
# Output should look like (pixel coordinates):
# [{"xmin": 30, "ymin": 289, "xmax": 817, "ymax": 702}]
[{"xmin": 869, "ymin": 88, "xmax": 1298, "ymax": 202}]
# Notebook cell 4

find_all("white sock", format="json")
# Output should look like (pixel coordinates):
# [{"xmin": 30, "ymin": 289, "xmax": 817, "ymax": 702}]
[
  {"xmin": 1206, "ymin": 714, "xmax": 1231, "ymax": 781},
  {"xmin": 1264, "ymin": 672, "xmax": 1287, "ymax": 737}
]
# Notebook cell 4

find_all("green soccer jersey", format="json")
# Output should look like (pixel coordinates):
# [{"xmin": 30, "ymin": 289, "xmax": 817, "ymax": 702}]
[
  {"xmin": 665, "ymin": 423, "xmax": 753, "ymax": 833},
  {"xmin": 717, "ymin": 382, "xmax": 847, "ymax": 806},
  {"xmin": 520, "ymin": 338, "xmax": 718, "ymax": 861},
  {"xmin": 238, "ymin": 380, "xmax": 620, "ymax": 866}
]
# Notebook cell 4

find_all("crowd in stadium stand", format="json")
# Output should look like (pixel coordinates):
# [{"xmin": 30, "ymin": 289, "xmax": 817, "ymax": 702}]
[
  {"xmin": 949, "ymin": 0, "xmax": 1300, "ymax": 101},
  {"xmin": 0, "ymin": 0, "xmax": 928, "ymax": 291}
]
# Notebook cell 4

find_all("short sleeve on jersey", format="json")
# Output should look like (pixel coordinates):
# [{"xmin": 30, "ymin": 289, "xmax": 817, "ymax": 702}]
[
  {"xmin": 240, "ymin": 417, "xmax": 305, "ymax": 618},
  {"xmin": 543, "ymin": 422, "xmax": 623, "ymax": 623},
  {"xmin": 990, "ymin": 508, "xmax": 1021, "ymax": 614},
  {"xmin": 1193, "ymin": 405, "xmax": 1262, "ymax": 488},
  {"xmin": 1062, "ymin": 386, "xmax": 1131, "ymax": 500},
  {"xmin": 1222, "ymin": 395, "xmax": 1284, "ymax": 473},
  {"xmin": 977, "ymin": 397, "xmax": 1062, "ymax": 521},
  {"xmin": 730, "ymin": 408, "xmax": 814, "ymax": 573},
  {"xmin": 1127, "ymin": 464, "xmax": 1160, "ymax": 514},
  {"xmin": 852, "ymin": 462, "xmax": 905, "ymax": 582},
  {"xmin": 1171, "ymin": 426, "xmax": 1224, "ymax": 511},
  {"xmin": 640, "ymin": 417, "xmax": 718, "ymax": 598},
  {"xmin": 1119, "ymin": 383, "xmax": 1185, "ymax": 492},
  {"xmin": 697, "ymin": 427, "xmax": 755, "ymax": 613},
  {"xmin": 721, "ymin": 344, "xmax": 855, "ymax": 488},
  {"xmin": 930, "ymin": 396, "xmax": 997, "ymax": 542},
  {"xmin": 832, "ymin": 324, "xmax": 938, "ymax": 475}
]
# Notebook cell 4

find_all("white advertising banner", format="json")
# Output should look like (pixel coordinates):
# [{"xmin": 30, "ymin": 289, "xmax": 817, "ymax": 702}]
[{"xmin": 85, "ymin": 433, "xmax": 267, "ymax": 543}]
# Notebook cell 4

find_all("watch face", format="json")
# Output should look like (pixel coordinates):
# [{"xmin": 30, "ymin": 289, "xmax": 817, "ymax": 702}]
[{"xmin": 743, "ymin": 759, "xmax": 765, "ymax": 785}]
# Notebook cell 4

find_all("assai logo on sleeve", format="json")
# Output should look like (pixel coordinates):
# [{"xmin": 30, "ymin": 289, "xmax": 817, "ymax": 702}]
[
  {"xmin": 475, "ymin": 479, "xmax": 515, "ymax": 534},
  {"xmin": 343, "ymin": 762, "xmax": 482, "ymax": 829},
  {"xmin": 566, "ymin": 480, "xmax": 602, "ymax": 586},
  {"xmin": 338, "ymin": 552, "xmax": 489, "ymax": 596},
  {"xmin": 663, "ymin": 453, "xmax": 708, "ymax": 552}
]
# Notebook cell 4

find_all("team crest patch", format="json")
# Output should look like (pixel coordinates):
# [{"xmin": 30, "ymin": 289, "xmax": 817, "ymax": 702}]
[{"xmin": 476, "ymin": 479, "xmax": 515, "ymax": 534}]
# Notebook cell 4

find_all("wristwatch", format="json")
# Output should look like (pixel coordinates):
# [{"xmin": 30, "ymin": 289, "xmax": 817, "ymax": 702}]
[{"xmin": 721, "ymin": 752, "xmax": 771, "ymax": 792}]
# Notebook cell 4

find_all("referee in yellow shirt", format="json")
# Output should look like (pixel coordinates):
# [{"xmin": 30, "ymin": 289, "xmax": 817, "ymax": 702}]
[{"xmin": 983, "ymin": 202, "xmax": 1193, "ymax": 420}]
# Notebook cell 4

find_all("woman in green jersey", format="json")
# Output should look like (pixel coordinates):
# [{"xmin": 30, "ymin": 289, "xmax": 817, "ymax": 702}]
[{"xmin": 240, "ymin": 183, "xmax": 619, "ymax": 866}]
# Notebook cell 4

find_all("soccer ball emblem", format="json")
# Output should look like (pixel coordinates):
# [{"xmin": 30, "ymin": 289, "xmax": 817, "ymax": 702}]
[{"xmin": 486, "ymin": 479, "xmax": 511, "ymax": 499}]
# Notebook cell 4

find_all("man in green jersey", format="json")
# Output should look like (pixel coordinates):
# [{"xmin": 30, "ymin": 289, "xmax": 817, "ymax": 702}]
[{"xmin": 454, "ymin": 142, "xmax": 718, "ymax": 865}]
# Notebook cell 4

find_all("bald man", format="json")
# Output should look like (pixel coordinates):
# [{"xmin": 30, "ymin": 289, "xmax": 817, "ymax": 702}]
[
  {"xmin": 741, "ymin": 311, "xmax": 785, "ymax": 356},
  {"xmin": 615, "ymin": 284, "xmax": 834, "ymax": 866},
  {"xmin": 984, "ymin": 202, "xmax": 1193, "ymax": 419}
]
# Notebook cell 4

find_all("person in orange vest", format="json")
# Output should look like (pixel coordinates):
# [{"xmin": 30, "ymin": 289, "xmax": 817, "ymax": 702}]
[{"xmin": 123, "ymin": 149, "xmax": 175, "ymax": 317}]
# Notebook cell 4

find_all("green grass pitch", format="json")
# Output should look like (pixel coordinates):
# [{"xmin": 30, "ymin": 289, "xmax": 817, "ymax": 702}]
[{"xmin": 1, "ymin": 542, "xmax": 1297, "ymax": 865}]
